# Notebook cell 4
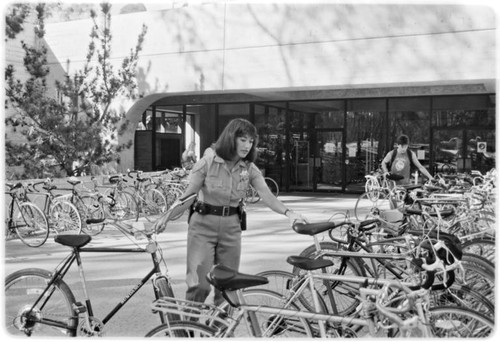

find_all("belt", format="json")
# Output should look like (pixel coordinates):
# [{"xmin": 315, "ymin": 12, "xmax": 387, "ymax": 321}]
[{"xmin": 194, "ymin": 202, "xmax": 239, "ymax": 217}]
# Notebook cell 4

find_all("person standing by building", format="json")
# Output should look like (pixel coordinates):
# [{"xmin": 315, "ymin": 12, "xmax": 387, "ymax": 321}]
[
  {"xmin": 180, "ymin": 118, "xmax": 307, "ymax": 305},
  {"xmin": 181, "ymin": 142, "xmax": 198, "ymax": 170},
  {"xmin": 381, "ymin": 134, "xmax": 434, "ymax": 184}
]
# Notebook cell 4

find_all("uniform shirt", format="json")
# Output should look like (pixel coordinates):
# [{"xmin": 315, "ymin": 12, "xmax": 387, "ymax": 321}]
[
  {"xmin": 188, "ymin": 154, "xmax": 262, "ymax": 207},
  {"xmin": 390, "ymin": 151, "xmax": 411, "ymax": 184}
]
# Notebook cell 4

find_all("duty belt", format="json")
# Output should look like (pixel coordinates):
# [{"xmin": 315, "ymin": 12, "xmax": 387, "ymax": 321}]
[{"xmin": 194, "ymin": 202, "xmax": 239, "ymax": 217}]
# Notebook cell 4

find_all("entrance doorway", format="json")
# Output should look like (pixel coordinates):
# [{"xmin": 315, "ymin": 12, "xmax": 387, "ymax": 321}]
[{"xmin": 315, "ymin": 131, "xmax": 344, "ymax": 191}]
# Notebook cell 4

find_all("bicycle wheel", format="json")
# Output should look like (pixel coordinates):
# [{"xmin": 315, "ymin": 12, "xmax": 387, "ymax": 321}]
[
  {"xmin": 49, "ymin": 201, "xmax": 82, "ymax": 235},
  {"xmin": 293, "ymin": 242, "xmax": 365, "ymax": 316},
  {"xmin": 142, "ymin": 188, "xmax": 167, "ymax": 216},
  {"xmin": 245, "ymin": 185, "xmax": 260, "ymax": 204},
  {"xmin": 145, "ymin": 321, "xmax": 216, "ymax": 337},
  {"xmin": 428, "ymin": 306, "xmax": 493, "ymax": 337},
  {"xmin": 74, "ymin": 195, "xmax": 105, "ymax": 236},
  {"xmin": 104, "ymin": 191, "xmax": 139, "ymax": 221},
  {"xmin": 458, "ymin": 253, "xmax": 495, "ymax": 301},
  {"xmin": 354, "ymin": 190, "xmax": 394, "ymax": 221},
  {"xmin": 5, "ymin": 268, "xmax": 78, "ymax": 337},
  {"xmin": 264, "ymin": 177, "xmax": 279, "ymax": 197},
  {"xmin": 12, "ymin": 202, "xmax": 49, "ymax": 247},
  {"xmin": 231, "ymin": 289, "xmax": 313, "ymax": 338},
  {"xmin": 254, "ymin": 270, "xmax": 295, "ymax": 297},
  {"xmin": 364, "ymin": 177, "xmax": 379, "ymax": 193},
  {"xmin": 430, "ymin": 284, "xmax": 495, "ymax": 319},
  {"xmin": 461, "ymin": 237, "xmax": 495, "ymax": 263}
]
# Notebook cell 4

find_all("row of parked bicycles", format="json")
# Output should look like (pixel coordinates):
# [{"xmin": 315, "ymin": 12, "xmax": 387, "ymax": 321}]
[
  {"xmin": 5, "ymin": 168, "xmax": 190, "ymax": 247},
  {"xmin": 4, "ymin": 168, "xmax": 496, "ymax": 337}
]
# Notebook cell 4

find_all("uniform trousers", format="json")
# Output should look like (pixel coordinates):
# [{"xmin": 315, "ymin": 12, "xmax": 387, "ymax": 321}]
[{"xmin": 186, "ymin": 212, "xmax": 241, "ymax": 305}]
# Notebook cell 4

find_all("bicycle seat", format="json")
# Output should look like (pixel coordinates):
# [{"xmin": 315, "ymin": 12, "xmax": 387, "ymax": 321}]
[
  {"xmin": 206, "ymin": 264, "xmax": 268, "ymax": 291},
  {"xmin": 286, "ymin": 255, "xmax": 333, "ymax": 271},
  {"xmin": 67, "ymin": 177, "xmax": 82, "ymax": 186},
  {"xmin": 54, "ymin": 234, "xmax": 92, "ymax": 248},
  {"xmin": 387, "ymin": 173, "xmax": 404, "ymax": 181},
  {"xmin": 293, "ymin": 221, "xmax": 338, "ymax": 235}
]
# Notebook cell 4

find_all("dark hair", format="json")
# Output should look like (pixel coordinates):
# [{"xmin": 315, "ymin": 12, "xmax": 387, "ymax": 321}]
[
  {"xmin": 396, "ymin": 134, "xmax": 409, "ymax": 145},
  {"xmin": 215, "ymin": 118, "xmax": 259, "ymax": 162}
]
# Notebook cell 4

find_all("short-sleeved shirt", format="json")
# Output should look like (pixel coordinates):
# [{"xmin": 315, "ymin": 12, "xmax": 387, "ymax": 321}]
[
  {"xmin": 390, "ymin": 151, "xmax": 411, "ymax": 184},
  {"xmin": 188, "ymin": 154, "xmax": 262, "ymax": 207}
]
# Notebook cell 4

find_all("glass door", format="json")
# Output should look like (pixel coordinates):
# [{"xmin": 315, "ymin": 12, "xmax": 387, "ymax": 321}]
[{"xmin": 315, "ymin": 131, "xmax": 344, "ymax": 191}]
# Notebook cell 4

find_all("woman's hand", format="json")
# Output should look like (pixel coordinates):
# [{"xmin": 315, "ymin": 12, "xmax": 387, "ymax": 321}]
[{"xmin": 285, "ymin": 210, "xmax": 307, "ymax": 225}]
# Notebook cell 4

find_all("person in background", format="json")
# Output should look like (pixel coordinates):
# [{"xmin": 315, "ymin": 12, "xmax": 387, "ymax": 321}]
[
  {"xmin": 180, "ymin": 118, "xmax": 307, "ymax": 306},
  {"xmin": 181, "ymin": 142, "xmax": 197, "ymax": 170},
  {"xmin": 203, "ymin": 142, "xmax": 216, "ymax": 158},
  {"xmin": 381, "ymin": 134, "xmax": 434, "ymax": 185}
]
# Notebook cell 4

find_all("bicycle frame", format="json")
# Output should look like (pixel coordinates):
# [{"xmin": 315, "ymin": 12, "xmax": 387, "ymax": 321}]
[{"xmin": 23, "ymin": 233, "xmax": 168, "ymax": 336}]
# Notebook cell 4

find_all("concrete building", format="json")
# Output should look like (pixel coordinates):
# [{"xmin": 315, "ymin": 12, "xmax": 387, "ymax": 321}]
[{"xmin": 7, "ymin": 1, "xmax": 497, "ymax": 192}]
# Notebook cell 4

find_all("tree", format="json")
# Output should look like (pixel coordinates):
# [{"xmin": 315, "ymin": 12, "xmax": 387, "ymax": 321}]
[{"xmin": 5, "ymin": 3, "xmax": 147, "ymax": 179}]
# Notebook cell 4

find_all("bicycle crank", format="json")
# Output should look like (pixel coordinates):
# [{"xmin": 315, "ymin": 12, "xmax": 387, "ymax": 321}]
[{"xmin": 78, "ymin": 317, "xmax": 104, "ymax": 336}]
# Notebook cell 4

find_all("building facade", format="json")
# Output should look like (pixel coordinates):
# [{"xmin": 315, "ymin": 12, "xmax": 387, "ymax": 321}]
[{"xmin": 14, "ymin": 2, "xmax": 499, "ymax": 192}]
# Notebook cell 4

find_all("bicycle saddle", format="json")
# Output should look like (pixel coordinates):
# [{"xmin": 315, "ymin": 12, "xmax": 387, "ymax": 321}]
[
  {"xmin": 54, "ymin": 234, "xmax": 91, "ymax": 248},
  {"xmin": 206, "ymin": 264, "xmax": 268, "ymax": 291},
  {"xmin": 286, "ymin": 255, "xmax": 333, "ymax": 271}
]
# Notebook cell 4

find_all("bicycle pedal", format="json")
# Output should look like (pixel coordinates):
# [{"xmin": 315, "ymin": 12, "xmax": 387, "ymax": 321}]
[{"xmin": 73, "ymin": 302, "xmax": 87, "ymax": 314}]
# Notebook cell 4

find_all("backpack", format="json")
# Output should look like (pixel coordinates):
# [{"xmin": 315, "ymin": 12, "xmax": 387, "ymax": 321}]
[{"xmin": 386, "ymin": 148, "xmax": 416, "ymax": 172}]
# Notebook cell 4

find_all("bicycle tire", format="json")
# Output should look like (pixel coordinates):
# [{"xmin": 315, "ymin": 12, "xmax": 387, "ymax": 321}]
[
  {"xmin": 428, "ymin": 306, "xmax": 493, "ymax": 337},
  {"xmin": 254, "ymin": 270, "xmax": 295, "ymax": 296},
  {"xmin": 5, "ymin": 268, "xmax": 78, "ymax": 337},
  {"xmin": 461, "ymin": 237, "xmax": 495, "ymax": 263},
  {"xmin": 145, "ymin": 321, "xmax": 217, "ymax": 337},
  {"xmin": 153, "ymin": 276, "xmax": 179, "ymax": 322},
  {"xmin": 430, "ymin": 284, "xmax": 495, "ymax": 319},
  {"xmin": 364, "ymin": 177, "xmax": 379, "ymax": 193},
  {"xmin": 245, "ymin": 185, "xmax": 260, "ymax": 204},
  {"xmin": 232, "ymin": 288, "xmax": 313, "ymax": 338},
  {"xmin": 294, "ymin": 242, "xmax": 366, "ymax": 316},
  {"xmin": 12, "ymin": 202, "xmax": 49, "ymax": 247},
  {"xmin": 264, "ymin": 177, "xmax": 279, "ymax": 197},
  {"xmin": 142, "ymin": 188, "xmax": 167, "ymax": 216},
  {"xmin": 75, "ymin": 195, "xmax": 105, "ymax": 236},
  {"xmin": 49, "ymin": 201, "xmax": 82, "ymax": 235},
  {"xmin": 103, "ymin": 190, "xmax": 139, "ymax": 221},
  {"xmin": 458, "ymin": 253, "xmax": 495, "ymax": 301}
]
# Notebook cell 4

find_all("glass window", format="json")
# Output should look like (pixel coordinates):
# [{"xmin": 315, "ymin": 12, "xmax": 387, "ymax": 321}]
[
  {"xmin": 254, "ymin": 103, "xmax": 286, "ymax": 182},
  {"xmin": 346, "ymin": 99, "xmax": 386, "ymax": 175},
  {"xmin": 433, "ymin": 95, "xmax": 494, "ymax": 127},
  {"xmin": 387, "ymin": 98, "xmax": 431, "ymax": 168}
]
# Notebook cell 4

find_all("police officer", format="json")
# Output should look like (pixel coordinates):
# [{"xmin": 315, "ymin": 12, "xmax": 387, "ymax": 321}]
[{"xmin": 181, "ymin": 118, "xmax": 307, "ymax": 305}]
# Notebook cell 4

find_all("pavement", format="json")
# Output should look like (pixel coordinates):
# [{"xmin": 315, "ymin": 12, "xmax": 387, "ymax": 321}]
[{"xmin": 3, "ymin": 193, "xmax": 361, "ymax": 338}]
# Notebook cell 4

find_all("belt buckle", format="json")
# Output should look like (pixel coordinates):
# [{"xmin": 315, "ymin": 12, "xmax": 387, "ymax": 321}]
[{"xmin": 222, "ymin": 206, "xmax": 230, "ymax": 217}]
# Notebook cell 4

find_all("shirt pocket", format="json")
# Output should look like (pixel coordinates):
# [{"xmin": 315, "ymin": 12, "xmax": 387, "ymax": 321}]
[{"xmin": 206, "ymin": 175, "xmax": 225, "ymax": 191}]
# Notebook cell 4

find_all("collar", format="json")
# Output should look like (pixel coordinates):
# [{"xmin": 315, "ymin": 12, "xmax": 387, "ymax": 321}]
[{"xmin": 213, "ymin": 155, "xmax": 248, "ymax": 168}]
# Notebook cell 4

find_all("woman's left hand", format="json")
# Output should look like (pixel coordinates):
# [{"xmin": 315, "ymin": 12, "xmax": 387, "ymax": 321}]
[{"xmin": 286, "ymin": 210, "xmax": 308, "ymax": 225}]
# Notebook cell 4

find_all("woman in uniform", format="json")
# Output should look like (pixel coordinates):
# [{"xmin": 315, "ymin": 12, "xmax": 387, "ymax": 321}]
[{"xmin": 181, "ymin": 118, "xmax": 307, "ymax": 305}]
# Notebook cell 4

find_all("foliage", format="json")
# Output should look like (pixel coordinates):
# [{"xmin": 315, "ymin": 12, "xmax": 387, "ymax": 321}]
[{"xmin": 5, "ymin": 3, "xmax": 147, "ymax": 179}]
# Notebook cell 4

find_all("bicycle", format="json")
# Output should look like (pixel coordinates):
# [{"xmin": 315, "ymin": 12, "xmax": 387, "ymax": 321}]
[
  {"xmin": 354, "ymin": 173, "xmax": 413, "ymax": 220},
  {"xmin": 59, "ymin": 176, "xmax": 106, "ymax": 236},
  {"xmin": 289, "ymin": 217, "xmax": 494, "ymax": 319},
  {"xmin": 5, "ymin": 182, "xmax": 50, "ymax": 247},
  {"xmin": 245, "ymin": 177, "xmax": 280, "ymax": 204},
  {"xmin": 29, "ymin": 178, "xmax": 82, "ymax": 235},
  {"xmin": 99, "ymin": 174, "xmax": 140, "ymax": 221},
  {"xmin": 146, "ymin": 261, "xmax": 493, "ymax": 338},
  {"xmin": 126, "ymin": 170, "xmax": 167, "ymax": 217},
  {"xmin": 4, "ymin": 193, "xmax": 197, "ymax": 337}
]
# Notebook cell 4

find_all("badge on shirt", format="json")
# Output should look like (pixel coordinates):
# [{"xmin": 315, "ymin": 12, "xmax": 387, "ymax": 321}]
[{"xmin": 237, "ymin": 169, "xmax": 249, "ymax": 190}]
